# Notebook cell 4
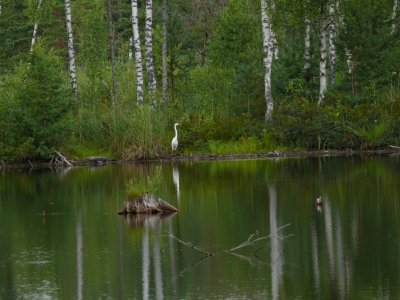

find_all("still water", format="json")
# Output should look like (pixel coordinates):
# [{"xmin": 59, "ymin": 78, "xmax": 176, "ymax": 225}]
[{"xmin": 1, "ymin": 156, "xmax": 400, "ymax": 299}]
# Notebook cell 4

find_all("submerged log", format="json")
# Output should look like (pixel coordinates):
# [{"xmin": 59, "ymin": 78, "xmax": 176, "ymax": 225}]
[{"xmin": 117, "ymin": 193, "xmax": 178, "ymax": 215}]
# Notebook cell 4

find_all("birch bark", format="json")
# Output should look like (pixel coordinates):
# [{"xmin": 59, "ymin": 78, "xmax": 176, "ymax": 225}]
[
  {"xmin": 129, "ymin": 37, "xmax": 133, "ymax": 60},
  {"xmin": 65, "ymin": 0, "xmax": 78, "ymax": 97},
  {"xmin": 318, "ymin": 2, "xmax": 328, "ymax": 105},
  {"xmin": 162, "ymin": 0, "xmax": 168, "ymax": 104},
  {"xmin": 261, "ymin": 0, "xmax": 274, "ymax": 122},
  {"xmin": 304, "ymin": 15, "xmax": 311, "ymax": 82},
  {"xmin": 337, "ymin": 0, "xmax": 352, "ymax": 74},
  {"xmin": 145, "ymin": 0, "xmax": 157, "ymax": 105},
  {"xmin": 392, "ymin": 0, "xmax": 398, "ymax": 32},
  {"xmin": 131, "ymin": 0, "xmax": 144, "ymax": 104},
  {"xmin": 328, "ymin": 0, "xmax": 336, "ymax": 86},
  {"xmin": 107, "ymin": 0, "xmax": 118, "ymax": 106},
  {"xmin": 30, "ymin": 0, "xmax": 43, "ymax": 52}
]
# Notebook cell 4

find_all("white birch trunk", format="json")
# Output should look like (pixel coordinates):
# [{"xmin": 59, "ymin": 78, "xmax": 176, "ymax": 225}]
[
  {"xmin": 318, "ymin": 2, "xmax": 328, "ymax": 105},
  {"xmin": 328, "ymin": 0, "xmax": 336, "ymax": 87},
  {"xmin": 162, "ymin": 0, "xmax": 168, "ymax": 104},
  {"xmin": 337, "ymin": 0, "xmax": 353, "ymax": 74},
  {"xmin": 64, "ymin": 0, "xmax": 78, "ymax": 97},
  {"xmin": 131, "ymin": 0, "xmax": 144, "ymax": 104},
  {"xmin": 271, "ymin": 2, "xmax": 279, "ymax": 60},
  {"xmin": 145, "ymin": 0, "xmax": 157, "ymax": 106},
  {"xmin": 30, "ymin": 0, "xmax": 43, "ymax": 52},
  {"xmin": 304, "ymin": 15, "xmax": 311, "ymax": 81},
  {"xmin": 0, "ymin": 0, "xmax": 2, "ymax": 16},
  {"xmin": 129, "ymin": 37, "xmax": 133, "ymax": 60},
  {"xmin": 392, "ymin": 0, "xmax": 398, "ymax": 32},
  {"xmin": 261, "ymin": 0, "xmax": 274, "ymax": 122}
]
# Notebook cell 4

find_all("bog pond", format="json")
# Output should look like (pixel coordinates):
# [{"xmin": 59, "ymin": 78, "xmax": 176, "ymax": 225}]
[{"xmin": 1, "ymin": 156, "xmax": 400, "ymax": 299}]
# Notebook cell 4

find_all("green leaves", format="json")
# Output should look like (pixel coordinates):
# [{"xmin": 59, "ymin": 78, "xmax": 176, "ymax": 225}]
[{"xmin": 0, "ymin": 44, "xmax": 73, "ymax": 160}]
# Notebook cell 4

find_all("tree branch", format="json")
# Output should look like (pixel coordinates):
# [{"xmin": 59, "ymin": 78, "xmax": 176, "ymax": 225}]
[
  {"xmin": 166, "ymin": 234, "xmax": 215, "ymax": 257},
  {"xmin": 225, "ymin": 223, "xmax": 291, "ymax": 253}
]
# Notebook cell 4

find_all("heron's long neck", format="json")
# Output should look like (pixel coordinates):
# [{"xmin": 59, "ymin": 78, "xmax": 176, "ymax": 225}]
[{"xmin": 174, "ymin": 125, "xmax": 178, "ymax": 138}]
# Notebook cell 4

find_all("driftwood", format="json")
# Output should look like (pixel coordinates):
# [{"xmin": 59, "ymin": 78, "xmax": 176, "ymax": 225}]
[
  {"xmin": 167, "ymin": 234, "xmax": 215, "ymax": 257},
  {"xmin": 225, "ymin": 223, "xmax": 292, "ymax": 253},
  {"xmin": 117, "ymin": 194, "xmax": 178, "ymax": 215},
  {"xmin": 52, "ymin": 151, "xmax": 73, "ymax": 167}
]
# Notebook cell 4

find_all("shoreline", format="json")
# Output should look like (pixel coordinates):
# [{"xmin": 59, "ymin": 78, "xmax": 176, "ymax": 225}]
[{"xmin": 1, "ymin": 148, "xmax": 400, "ymax": 171}]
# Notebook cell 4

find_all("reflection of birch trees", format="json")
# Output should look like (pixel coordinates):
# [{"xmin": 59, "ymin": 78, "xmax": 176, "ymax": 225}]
[
  {"xmin": 269, "ymin": 184, "xmax": 282, "ymax": 300},
  {"xmin": 76, "ymin": 211, "xmax": 83, "ymax": 300},
  {"xmin": 319, "ymin": 195, "xmax": 353, "ymax": 298},
  {"xmin": 141, "ymin": 220, "xmax": 165, "ymax": 300},
  {"xmin": 142, "ymin": 227, "xmax": 150, "ymax": 300}
]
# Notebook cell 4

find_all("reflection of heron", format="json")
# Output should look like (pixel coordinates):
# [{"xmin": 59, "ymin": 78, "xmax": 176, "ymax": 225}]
[
  {"xmin": 171, "ymin": 123, "xmax": 180, "ymax": 151},
  {"xmin": 172, "ymin": 166, "xmax": 180, "ymax": 203},
  {"xmin": 316, "ymin": 196, "xmax": 323, "ymax": 212}
]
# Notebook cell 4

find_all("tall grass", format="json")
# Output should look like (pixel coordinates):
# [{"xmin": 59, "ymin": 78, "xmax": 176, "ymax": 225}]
[{"xmin": 71, "ymin": 104, "xmax": 170, "ymax": 160}]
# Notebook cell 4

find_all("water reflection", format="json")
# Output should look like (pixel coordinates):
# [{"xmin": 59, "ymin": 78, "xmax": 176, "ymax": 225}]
[
  {"xmin": 1, "ymin": 157, "xmax": 400, "ymax": 298},
  {"xmin": 172, "ymin": 166, "xmax": 180, "ymax": 204},
  {"xmin": 122, "ymin": 212, "xmax": 176, "ymax": 227},
  {"xmin": 76, "ymin": 211, "xmax": 83, "ymax": 300},
  {"xmin": 269, "ymin": 184, "xmax": 283, "ymax": 300}
]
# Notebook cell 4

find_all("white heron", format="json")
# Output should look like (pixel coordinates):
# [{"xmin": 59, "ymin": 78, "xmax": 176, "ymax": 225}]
[{"xmin": 171, "ymin": 123, "xmax": 180, "ymax": 151}]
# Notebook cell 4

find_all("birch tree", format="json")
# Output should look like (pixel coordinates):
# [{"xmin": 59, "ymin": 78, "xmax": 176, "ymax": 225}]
[
  {"xmin": 106, "ymin": 0, "xmax": 118, "ymax": 106},
  {"xmin": 261, "ymin": 0, "xmax": 275, "ymax": 122},
  {"xmin": 162, "ymin": 0, "xmax": 168, "ymax": 104},
  {"xmin": 318, "ymin": 1, "xmax": 328, "ymax": 105},
  {"xmin": 129, "ymin": 37, "xmax": 133, "ymax": 60},
  {"xmin": 336, "ymin": 0, "xmax": 352, "ymax": 74},
  {"xmin": 328, "ymin": 0, "xmax": 336, "ymax": 86},
  {"xmin": 145, "ymin": 0, "xmax": 157, "ymax": 106},
  {"xmin": 304, "ymin": 14, "xmax": 311, "ymax": 82},
  {"xmin": 30, "ymin": 0, "xmax": 43, "ymax": 52},
  {"xmin": 131, "ymin": 0, "xmax": 144, "ymax": 104},
  {"xmin": 392, "ymin": 0, "xmax": 398, "ymax": 32},
  {"xmin": 65, "ymin": 0, "xmax": 78, "ymax": 97}
]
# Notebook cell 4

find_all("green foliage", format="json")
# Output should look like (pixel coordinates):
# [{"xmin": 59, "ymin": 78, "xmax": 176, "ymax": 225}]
[
  {"xmin": 272, "ymin": 95, "xmax": 399, "ymax": 150},
  {"xmin": 177, "ymin": 66, "xmax": 235, "ymax": 118},
  {"xmin": 1, "ymin": 0, "xmax": 400, "ymax": 162},
  {"xmin": 208, "ymin": 137, "xmax": 259, "ymax": 154},
  {"xmin": 207, "ymin": 0, "xmax": 263, "ymax": 113},
  {"xmin": 0, "ymin": 44, "xmax": 73, "ymax": 160},
  {"xmin": 126, "ymin": 166, "xmax": 162, "ymax": 196},
  {"xmin": 72, "ymin": 104, "xmax": 169, "ymax": 160}
]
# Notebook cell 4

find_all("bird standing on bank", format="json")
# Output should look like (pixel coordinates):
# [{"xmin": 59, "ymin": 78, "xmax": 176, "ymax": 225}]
[{"xmin": 171, "ymin": 123, "xmax": 180, "ymax": 151}]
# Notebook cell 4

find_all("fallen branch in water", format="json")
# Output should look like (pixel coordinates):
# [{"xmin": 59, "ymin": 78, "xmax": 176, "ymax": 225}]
[
  {"xmin": 225, "ymin": 223, "xmax": 291, "ymax": 253},
  {"xmin": 389, "ymin": 145, "xmax": 400, "ymax": 150},
  {"xmin": 166, "ymin": 234, "xmax": 215, "ymax": 257}
]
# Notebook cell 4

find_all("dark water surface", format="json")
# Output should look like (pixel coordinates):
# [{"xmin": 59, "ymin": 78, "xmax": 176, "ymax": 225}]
[{"xmin": 1, "ymin": 156, "xmax": 400, "ymax": 299}]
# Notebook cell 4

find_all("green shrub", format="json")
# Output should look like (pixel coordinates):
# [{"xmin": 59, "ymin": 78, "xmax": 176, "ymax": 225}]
[
  {"xmin": 0, "ymin": 44, "xmax": 73, "ymax": 160},
  {"xmin": 126, "ymin": 166, "xmax": 162, "ymax": 196}
]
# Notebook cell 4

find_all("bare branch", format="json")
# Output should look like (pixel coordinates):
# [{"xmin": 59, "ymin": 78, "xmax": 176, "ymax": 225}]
[
  {"xmin": 226, "ymin": 223, "xmax": 291, "ymax": 253},
  {"xmin": 166, "ymin": 234, "xmax": 215, "ymax": 257}
]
